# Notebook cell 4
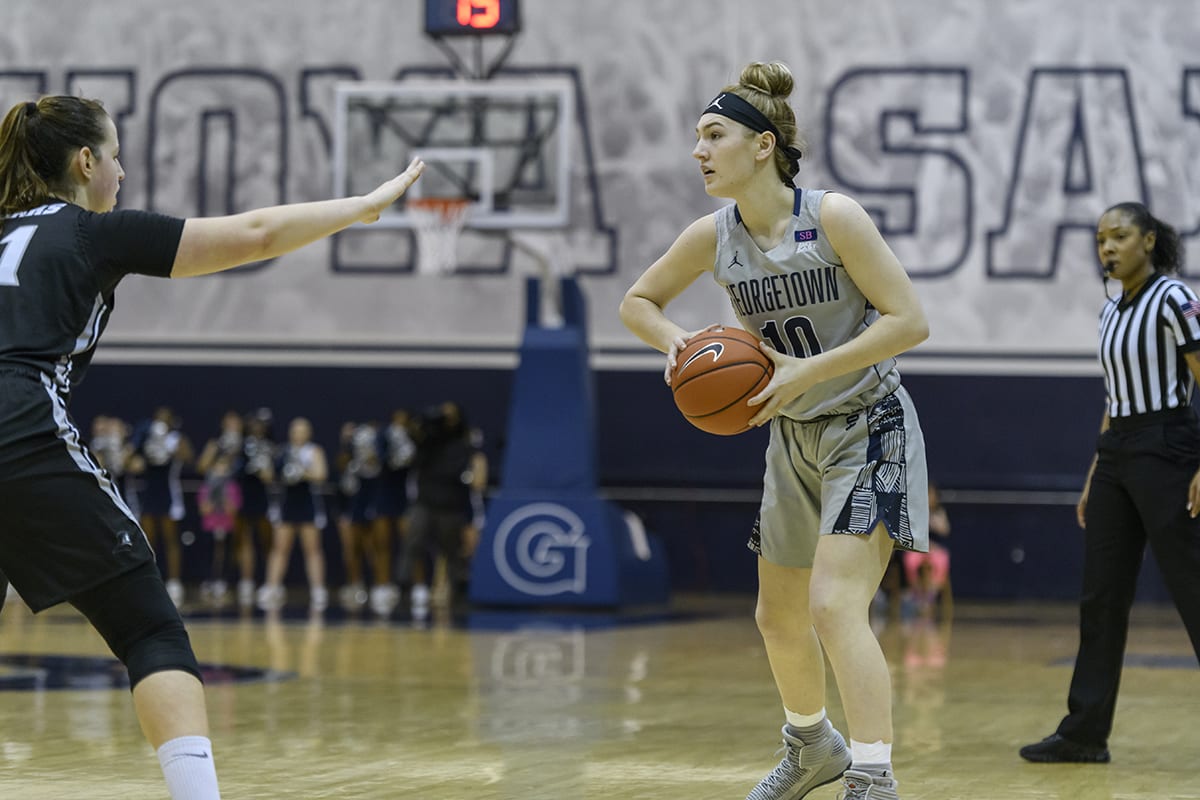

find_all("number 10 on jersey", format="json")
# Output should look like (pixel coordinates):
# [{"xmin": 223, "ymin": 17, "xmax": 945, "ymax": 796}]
[{"xmin": 760, "ymin": 316, "xmax": 823, "ymax": 358}]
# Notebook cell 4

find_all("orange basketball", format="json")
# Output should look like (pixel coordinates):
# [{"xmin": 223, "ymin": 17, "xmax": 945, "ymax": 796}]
[{"xmin": 671, "ymin": 326, "xmax": 775, "ymax": 436}]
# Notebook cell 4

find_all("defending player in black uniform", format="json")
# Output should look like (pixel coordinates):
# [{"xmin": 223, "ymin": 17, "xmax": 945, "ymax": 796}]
[{"xmin": 0, "ymin": 95, "xmax": 423, "ymax": 799}]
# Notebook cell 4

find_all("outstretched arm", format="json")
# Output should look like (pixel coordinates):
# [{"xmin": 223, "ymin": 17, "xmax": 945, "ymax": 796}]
[{"xmin": 170, "ymin": 158, "xmax": 424, "ymax": 278}]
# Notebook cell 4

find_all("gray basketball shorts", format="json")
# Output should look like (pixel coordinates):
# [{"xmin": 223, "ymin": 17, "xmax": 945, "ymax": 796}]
[{"xmin": 748, "ymin": 386, "xmax": 929, "ymax": 568}]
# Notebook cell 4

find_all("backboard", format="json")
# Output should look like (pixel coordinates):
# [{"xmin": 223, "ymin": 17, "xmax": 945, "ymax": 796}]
[{"xmin": 332, "ymin": 77, "xmax": 574, "ymax": 231}]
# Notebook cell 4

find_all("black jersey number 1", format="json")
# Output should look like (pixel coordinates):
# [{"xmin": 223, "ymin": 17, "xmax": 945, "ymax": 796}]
[{"xmin": 0, "ymin": 225, "xmax": 37, "ymax": 287}]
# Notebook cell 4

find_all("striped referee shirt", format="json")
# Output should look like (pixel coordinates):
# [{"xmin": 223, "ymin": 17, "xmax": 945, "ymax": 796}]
[{"xmin": 1098, "ymin": 273, "xmax": 1200, "ymax": 418}]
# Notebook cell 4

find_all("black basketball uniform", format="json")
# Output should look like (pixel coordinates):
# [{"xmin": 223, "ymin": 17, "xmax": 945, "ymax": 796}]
[{"xmin": 0, "ymin": 202, "xmax": 183, "ymax": 611}]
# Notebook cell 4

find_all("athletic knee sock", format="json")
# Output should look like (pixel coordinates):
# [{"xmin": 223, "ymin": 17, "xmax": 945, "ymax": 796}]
[{"xmin": 157, "ymin": 735, "xmax": 221, "ymax": 800}]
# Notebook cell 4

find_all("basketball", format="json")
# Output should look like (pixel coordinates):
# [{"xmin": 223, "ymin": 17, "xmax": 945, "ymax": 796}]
[{"xmin": 671, "ymin": 326, "xmax": 775, "ymax": 436}]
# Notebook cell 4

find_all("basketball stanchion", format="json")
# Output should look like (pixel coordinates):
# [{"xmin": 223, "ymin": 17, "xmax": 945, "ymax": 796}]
[
  {"xmin": 469, "ymin": 276, "xmax": 671, "ymax": 608},
  {"xmin": 408, "ymin": 197, "xmax": 469, "ymax": 275}
]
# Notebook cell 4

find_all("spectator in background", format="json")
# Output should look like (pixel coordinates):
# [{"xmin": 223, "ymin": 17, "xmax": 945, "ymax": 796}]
[
  {"xmin": 129, "ymin": 407, "xmax": 193, "ymax": 607},
  {"xmin": 371, "ymin": 409, "xmax": 417, "ymax": 616},
  {"xmin": 433, "ymin": 420, "xmax": 486, "ymax": 608},
  {"xmin": 902, "ymin": 483, "xmax": 951, "ymax": 620},
  {"xmin": 403, "ymin": 402, "xmax": 487, "ymax": 618},
  {"xmin": 336, "ymin": 420, "xmax": 381, "ymax": 612},
  {"xmin": 196, "ymin": 411, "xmax": 256, "ymax": 606},
  {"xmin": 258, "ymin": 417, "xmax": 329, "ymax": 613},
  {"xmin": 196, "ymin": 451, "xmax": 242, "ymax": 605},
  {"xmin": 236, "ymin": 409, "xmax": 277, "ymax": 606}
]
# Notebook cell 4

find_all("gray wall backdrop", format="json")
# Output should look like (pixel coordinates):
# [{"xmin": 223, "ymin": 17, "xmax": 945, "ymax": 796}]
[{"xmin": 4, "ymin": 0, "xmax": 1199, "ymax": 376}]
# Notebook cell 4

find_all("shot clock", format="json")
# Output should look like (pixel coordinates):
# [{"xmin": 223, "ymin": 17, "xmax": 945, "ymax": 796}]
[{"xmin": 424, "ymin": 0, "xmax": 521, "ymax": 35}]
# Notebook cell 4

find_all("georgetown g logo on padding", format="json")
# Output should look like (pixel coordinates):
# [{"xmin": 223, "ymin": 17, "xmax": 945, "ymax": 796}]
[{"xmin": 492, "ymin": 502, "xmax": 592, "ymax": 596}]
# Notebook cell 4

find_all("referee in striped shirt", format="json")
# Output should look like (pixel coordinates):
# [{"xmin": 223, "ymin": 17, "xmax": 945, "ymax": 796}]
[{"xmin": 1022, "ymin": 202, "xmax": 1200, "ymax": 764}]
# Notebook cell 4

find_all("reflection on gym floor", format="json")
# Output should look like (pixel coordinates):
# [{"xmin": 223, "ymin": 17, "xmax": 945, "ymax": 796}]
[{"xmin": 1, "ymin": 597, "xmax": 1198, "ymax": 799}]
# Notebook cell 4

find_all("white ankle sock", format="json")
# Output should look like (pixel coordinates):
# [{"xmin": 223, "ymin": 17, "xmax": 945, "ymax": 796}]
[
  {"xmin": 784, "ymin": 707, "xmax": 827, "ymax": 728},
  {"xmin": 157, "ymin": 736, "xmax": 221, "ymax": 799},
  {"xmin": 850, "ymin": 738, "xmax": 892, "ymax": 766}
]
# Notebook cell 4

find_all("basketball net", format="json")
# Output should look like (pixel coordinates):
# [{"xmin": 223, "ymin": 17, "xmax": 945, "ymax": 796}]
[{"xmin": 409, "ymin": 197, "xmax": 469, "ymax": 276}]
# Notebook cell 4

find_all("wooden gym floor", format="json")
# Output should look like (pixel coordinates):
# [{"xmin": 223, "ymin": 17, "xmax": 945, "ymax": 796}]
[{"xmin": 0, "ymin": 595, "xmax": 1197, "ymax": 799}]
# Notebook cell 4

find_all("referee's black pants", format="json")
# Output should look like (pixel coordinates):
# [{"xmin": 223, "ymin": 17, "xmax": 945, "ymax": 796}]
[{"xmin": 1058, "ymin": 411, "xmax": 1200, "ymax": 747}]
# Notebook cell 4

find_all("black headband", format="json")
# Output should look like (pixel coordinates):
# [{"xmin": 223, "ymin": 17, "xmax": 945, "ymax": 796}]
[{"xmin": 703, "ymin": 92, "xmax": 803, "ymax": 170}]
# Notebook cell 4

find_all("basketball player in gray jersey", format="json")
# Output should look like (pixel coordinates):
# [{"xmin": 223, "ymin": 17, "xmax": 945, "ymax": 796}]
[{"xmin": 621, "ymin": 62, "xmax": 930, "ymax": 800}]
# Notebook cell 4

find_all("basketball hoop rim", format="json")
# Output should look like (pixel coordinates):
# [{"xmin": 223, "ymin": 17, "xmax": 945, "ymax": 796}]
[{"xmin": 408, "ymin": 196, "xmax": 471, "ymax": 221}]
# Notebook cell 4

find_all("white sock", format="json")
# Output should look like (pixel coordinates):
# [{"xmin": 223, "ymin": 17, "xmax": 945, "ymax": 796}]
[
  {"xmin": 850, "ymin": 738, "xmax": 892, "ymax": 768},
  {"xmin": 784, "ymin": 707, "xmax": 827, "ymax": 729},
  {"xmin": 157, "ymin": 736, "xmax": 221, "ymax": 799}
]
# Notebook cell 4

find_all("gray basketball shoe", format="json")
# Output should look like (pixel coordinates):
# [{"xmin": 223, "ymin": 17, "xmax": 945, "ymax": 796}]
[
  {"xmin": 837, "ymin": 768, "xmax": 900, "ymax": 799},
  {"xmin": 746, "ymin": 723, "xmax": 852, "ymax": 800}
]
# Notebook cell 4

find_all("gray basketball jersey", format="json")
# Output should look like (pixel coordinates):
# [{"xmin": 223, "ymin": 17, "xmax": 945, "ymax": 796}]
[{"xmin": 712, "ymin": 188, "xmax": 900, "ymax": 420}]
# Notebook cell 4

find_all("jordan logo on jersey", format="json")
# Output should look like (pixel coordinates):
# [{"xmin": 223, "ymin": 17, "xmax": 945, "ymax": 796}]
[{"xmin": 726, "ymin": 251, "xmax": 744, "ymax": 270}]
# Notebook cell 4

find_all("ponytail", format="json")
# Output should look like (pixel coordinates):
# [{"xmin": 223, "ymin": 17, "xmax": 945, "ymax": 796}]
[
  {"xmin": 0, "ymin": 96, "xmax": 108, "ymax": 216},
  {"xmin": 0, "ymin": 101, "xmax": 53, "ymax": 215}
]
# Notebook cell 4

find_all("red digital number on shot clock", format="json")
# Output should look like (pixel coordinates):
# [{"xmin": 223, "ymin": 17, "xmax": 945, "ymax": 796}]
[{"xmin": 457, "ymin": 0, "xmax": 500, "ymax": 29}]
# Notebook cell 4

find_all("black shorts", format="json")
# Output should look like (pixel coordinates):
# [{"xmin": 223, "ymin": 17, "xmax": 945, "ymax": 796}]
[{"xmin": 0, "ymin": 370, "xmax": 154, "ymax": 611}]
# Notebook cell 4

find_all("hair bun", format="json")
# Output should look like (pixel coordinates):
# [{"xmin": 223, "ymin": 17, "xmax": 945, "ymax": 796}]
[{"xmin": 739, "ymin": 61, "xmax": 795, "ymax": 99}]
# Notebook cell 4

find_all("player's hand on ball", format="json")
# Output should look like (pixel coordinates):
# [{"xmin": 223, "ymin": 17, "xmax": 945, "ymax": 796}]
[
  {"xmin": 360, "ymin": 157, "xmax": 425, "ymax": 224},
  {"xmin": 746, "ymin": 345, "xmax": 818, "ymax": 427},
  {"xmin": 664, "ymin": 323, "xmax": 723, "ymax": 386}
]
